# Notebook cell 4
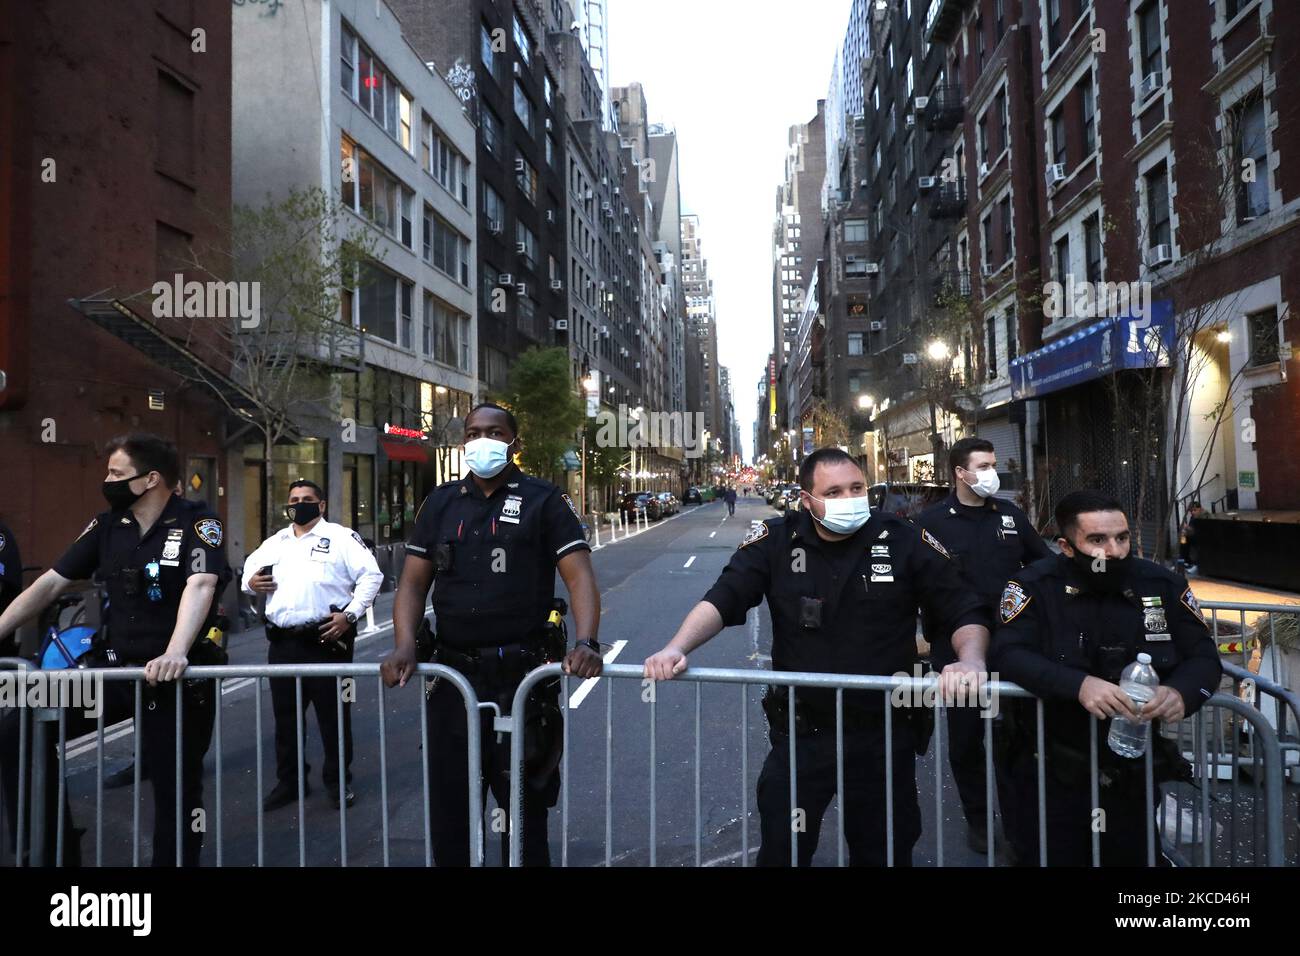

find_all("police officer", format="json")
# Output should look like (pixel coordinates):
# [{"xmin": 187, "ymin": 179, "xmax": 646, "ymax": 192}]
[
  {"xmin": 243, "ymin": 479, "xmax": 383, "ymax": 811},
  {"xmin": 0, "ymin": 433, "xmax": 229, "ymax": 866},
  {"xmin": 0, "ymin": 519, "xmax": 21, "ymax": 658},
  {"xmin": 915, "ymin": 437, "xmax": 1051, "ymax": 856},
  {"xmin": 645, "ymin": 448, "xmax": 991, "ymax": 866},
  {"xmin": 991, "ymin": 489, "xmax": 1222, "ymax": 866},
  {"xmin": 381, "ymin": 403, "xmax": 603, "ymax": 867}
]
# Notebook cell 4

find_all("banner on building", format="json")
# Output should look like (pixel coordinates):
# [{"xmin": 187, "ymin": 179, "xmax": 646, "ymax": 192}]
[{"xmin": 1009, "ymin": 299, "xmax": 1174, "ymax": 401}]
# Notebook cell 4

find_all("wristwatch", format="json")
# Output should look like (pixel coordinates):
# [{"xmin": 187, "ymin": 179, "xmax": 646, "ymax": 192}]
[
  {"xmin": 576, "ymin": 638, "xmax": 600, "ymax": 654},
  {"xmin": 344, "ymin": 611, "xmax": 358, "ymax": 625}
]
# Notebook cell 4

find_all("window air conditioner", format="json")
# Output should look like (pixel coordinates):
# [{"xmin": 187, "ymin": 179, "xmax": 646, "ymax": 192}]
[
  {"xmin": 1046, "ymin": 163, "xmax": 1067, "ymax": 187},
  {"xmin": 497, "ymin": 273, "xmax": 513, "ymax": 285},
  {"xmin": 1139, "ymin": 71, "xmax": 1162, "ymax": 100},
  {"xmin": 1148, "ymin": 243, "xmax": 1173, "ymax": 267}
]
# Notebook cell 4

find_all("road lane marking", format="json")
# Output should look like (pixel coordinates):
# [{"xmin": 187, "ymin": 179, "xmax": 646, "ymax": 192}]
[
  {"xmin": 567, "ymin": 639, "xmax": 628, "ymax": 709},
  {"xmin": 709, "ymin": 531, "xmax": 716, "ymax": 538},
  {"xmin": 683, "ymin": 555, "xmax": 696, "ymax": 568}
]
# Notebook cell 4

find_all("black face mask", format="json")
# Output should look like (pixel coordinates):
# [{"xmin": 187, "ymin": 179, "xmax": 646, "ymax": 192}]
[
  {"xmin": 1068, "ymin": 540, "xmax": 1131, "ymax": 592},
  {"xmin": 286, "ymin": 502, "xmax": 322, "ymax": 526},
  {"xmin": 103, "ymin": 474, "xmax": 147, "ymax": 511}
]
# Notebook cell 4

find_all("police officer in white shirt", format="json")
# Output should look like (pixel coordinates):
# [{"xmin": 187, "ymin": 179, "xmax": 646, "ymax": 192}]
[{"xmin": 243, "ymin": 479, "xmax": 383, "ymax": 811}]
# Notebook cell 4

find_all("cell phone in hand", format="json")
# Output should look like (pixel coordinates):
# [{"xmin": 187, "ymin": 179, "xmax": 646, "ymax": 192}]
[{"xmin": 259, "ymin": 565, "xmax": 274, "ymax": 577}]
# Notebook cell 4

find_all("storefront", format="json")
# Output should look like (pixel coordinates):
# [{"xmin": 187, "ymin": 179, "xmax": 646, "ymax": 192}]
[{"xmin": 1011, "ymin": 300, "xmax": 1175, "ymax": 545}]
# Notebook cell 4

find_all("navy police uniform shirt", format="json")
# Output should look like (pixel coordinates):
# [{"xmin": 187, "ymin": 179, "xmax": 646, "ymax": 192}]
[
  {"xmin": 916, "ymin": 493, "xmax": 1051, "ymax": 668},
  {"xmin": 702, "ymin": 507, "xmax": 989, "ymax": 713},
  {"xmin": 991, "ymin": 554, "xmax": 1222, "ymax": 745},
  {"xmin": 0, "ymin": 521, "xmax": 21, "ymax": 615},
  {"xmin": 53, "ymin": 496, "xmax": 230, "ymax": 663},
  {"xmin": 406, "ymin": 464, "xmax": 590, "ymax": 649}
]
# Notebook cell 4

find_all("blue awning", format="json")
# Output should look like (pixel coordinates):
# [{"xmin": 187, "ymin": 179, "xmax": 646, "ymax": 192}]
[{"xmin": 1010, "ymin": 299, "xmax": 1174, "ymax": 401}]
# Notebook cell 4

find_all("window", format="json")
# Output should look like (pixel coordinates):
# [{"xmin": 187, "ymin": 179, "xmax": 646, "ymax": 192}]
[
  {"xmin": 359, "ymin": 263, "xmax": 397, "ymax": 343},
  {"xmin": 1225, "ymin": 0, "xmax": 1243, "ymax": 17},
  {"xmin": 482, "ymin": 266, "xmax": 500, "ymax": 313},
  {"xmin": 844, "ymin": 219, "xmax": 868, "ymax": 242},
  {"xmin": 845, "ymin": 256, "xmax": 868, "ymax": 277},
  {"xmin": 1138, "ymin": 1, "xmax": 1162, "ymax": 81},
  {"xmin": 421, "ymin": 294, "xmax": 434, "ymax": 357},
  {"xmin": 986, "ymin": 316, "xmax": 998, "ymax": 380},
  {"xmin": 1055, "ymin": 235, "xmax": 1071, "ymax": 282},
  {"xmin": 1080, "ymin": 77, "xmax": 1096, "ymax": 156},
  {"xmin": 1082, "ymin": 213, "xmax": 1102, "ymax": 282},
  {"xmin": 544, "ymin": 72, "xmax": 554, "ymax": 106},
  {"xmin": 1005, "ymin": 309, "xmax": 1018, "ymax": 361},
  {"xmin": 1047, "ymin": 0, "xmax": 1062, "ymax": 53},
  {"xmin": 546, "ymin": 134, "xmax": 558, "ymax": 169},
  {"xmin": 905, "ymin": 57, "xmax": 914, "ymax": 99},
  {"xmin": 981, "ymin": 215, "xmax": 993, "ymax": 268},
  {"xmin": 481, "ymin": 105, "xmax": 503, "ymax": 156},
  {"xmin": 995, "ymin": 89, "xmax": 1008, "ymax": 155},
  {"xmin": 513, "ymin": 14, "xmax": 531, "ymax": 68},
  {"xmin": 978, "ymin": 113, "xmax": 990, "ymax": 164},
  {"xmin": 481, "ymin": 22, "xmax": 496, "ymax": 72},
  {"xmin": 517, "ymin": 295, "xmax": 538, "ymax": 339},
  {"xmin": 156, "ymin": 71, "xmax": 194, "ymax": 177},
  {"xmin": 400, "ymin": 188, "xmax": 413, "ymax": 248},
  {"xmin": 995, "ymin": 0, "xmax": 1006, "ymax": 40},
  {"xmin": 399, "ymin": 92, "xmax": 412, "ymax": 152},
  {"xmin": 1145, "ymin": 162, "xmax": 1171, "ymax": 248},
  {"xmin": 872, "ymin": 84, "xmax": 879, "ymax": 110},
  {"xmin": 516, "ymin": 156, "xmax": 538, "ymax": 202},
  {"xmin": 847, "ymin": 332, "xmax": 865, "ymax": 356},
  {"xmin": 428, "ymin": 297, "xmax": 470, "ymax": 369},
  {"xmin": 513, "ymin": 82, "xmax": 533, "ymax": 133},
  {"xmin": 1050, "ymin": 108, "xmax": 1067, "ymax": 167},
  {"xmin": 341, "ymin": 138, "xmax": 356, "ymax": 208},
  {"xmin": 516, "ymin": 221, "xmax": 538, "ymax": 266},
  {"xmin": 400, "ymin": 281, "xmax": 413, "ymax": 350},
  {"xmin": 1236, "ymin": 94, "xmax": 1270, "ymax": 220},
  {"xmin": 483, "ymin": 184, "xmax": 504, "ymax": 226},
  {"xmin": 1000, "ymin": 197, "xmax": 1012, "ymax": 263},
  {"xmin": 1247, "ymin": 307, "xmax": 1279, "ymax": 367},
  {"xmin": 424, "ymin": 209, "xmax": 471, "ymax": 285},
  {"xmin": 976, "ymin": 13, "xmax": 985, "ymax": 67},
  {"xmin": 348, "ymin": 146, "xmax": 407, "ymax": 242},
  {"xmin": 429, "ymin": 132, "xmax": 466, "ymax": 204},
  {"xmin": 341, "ymin": 29, "xmax": 356, "ymax": 97}
]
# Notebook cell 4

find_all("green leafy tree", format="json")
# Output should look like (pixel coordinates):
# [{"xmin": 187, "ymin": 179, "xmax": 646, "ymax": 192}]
[{"xmin": 495, "ymin": 347, "xmax": 584, "ymax": 483}]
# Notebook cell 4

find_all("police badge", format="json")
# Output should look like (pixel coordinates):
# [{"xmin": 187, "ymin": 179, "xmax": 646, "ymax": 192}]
[
  {"xmin": 1143, "ymin": 606, "xmax": 1168, "ymax": 633},
  {"xmin": 500, "ymin": 495, "xmax": 523, "ymax": 525},
  {"xmin": 194, "ymin": 518, "xmax": 223, "ymax": 548},
  {"xmin": 1000, "ymin": 582, "xmax": 1031, "ymax": 623},
  {"xmin": 162, "ymin": 538, "xmax": 181, "ymax": 562}
]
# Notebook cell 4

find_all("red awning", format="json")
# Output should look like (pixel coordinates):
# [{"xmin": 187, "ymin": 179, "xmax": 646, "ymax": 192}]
[{"xmin": 381, "ymin": 439, "xmax": 429, "ymax": 463}]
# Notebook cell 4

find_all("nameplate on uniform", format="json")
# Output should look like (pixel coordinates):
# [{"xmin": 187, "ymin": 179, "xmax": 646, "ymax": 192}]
[
  {"xmin": 870, "ymin": 574, "xmax": 894, "ymax": 583},
  {"xmin": 500, "ymin": 495, "xmax": 523, "ymax": 525},
  {"xmin": 160, "ymin": 529, "xmax": 184, "ymax": 567},
  {"xmin": 871, "ymin": 545, "xmax": 890, "ymax": 558},
  {"xmin": 1144, "ymin": 633, "xmax": 1172, "ymax": 642}
]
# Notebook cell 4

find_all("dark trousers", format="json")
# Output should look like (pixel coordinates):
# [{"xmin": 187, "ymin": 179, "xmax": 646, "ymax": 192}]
[
  {"xmin": 0, "ymin": 675, "xmax": 215, "ymax": 866},
  {"xmin": 425, "ymin": 653, "xmax": 559, "ymax": 867},
  {"xmin": 727, "ymin": 501, "xmax": 735, "ymax": 515},
  {"xmin": 268, "ymin": 628, "xmax": 355, "ymax": 788},
  {"xmin": 944, "ymin": 706, "xmax": 1017, "ymax": 836},
  {"xmin": 756, "ymin": 723, "xmax": 921, "ymax": 866},
  {"xmin": 1008, "ymin": 747, "xmax": 1162, "ymax": 866}
]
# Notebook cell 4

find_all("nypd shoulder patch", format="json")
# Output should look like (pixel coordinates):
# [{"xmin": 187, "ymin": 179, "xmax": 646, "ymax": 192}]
[
  {"xmin": 561, "ymin": 493, "xmax": 582, "ymax": 521},
  {"xmin": 194, "ymin": 518, "xmax": 223, "ymax": 549},
  {"xmin": 351, "ymin": 530, "xmax": 366, "ymax": 546},
  {"xmin": 921, "ymin": 528, "xmax": 951, "ymax": 559},
  {"xmin": 1181, "ymin": 586, "xmax": 1208, "ymax": 628},
  {"xmin": 0, "ymin": 532, "xmax": 6, "ymax": 551},
  {"xmin": 740, "ymin": 523, "xmax": 769, "ymax": 549},
  {"xmin": 1000, "ymin": 582, "xmax": 1032, "ymax": 623}
]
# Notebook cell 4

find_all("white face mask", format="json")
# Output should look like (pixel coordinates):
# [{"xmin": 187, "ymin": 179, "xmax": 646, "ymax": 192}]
[
  {"xmin": 806, "ymin": 492, "xmax": 871, "ymax": 535},
  {"xmin": 464, "ymin": 437, "xmax": 512, "ymax": 478},
  {"xmin": 963, "ymin": 467, "xmax": 1001, "ymax": 499}
]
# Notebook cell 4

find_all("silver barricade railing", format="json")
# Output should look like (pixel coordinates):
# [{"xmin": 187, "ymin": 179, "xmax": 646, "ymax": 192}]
[
  {"xmin": 0, "ymin": 661, "xmax": 483, "ymax": 867},
  {"xmin": 506, "ymin": 663, "xmax": 1289, "ymax": 867}
]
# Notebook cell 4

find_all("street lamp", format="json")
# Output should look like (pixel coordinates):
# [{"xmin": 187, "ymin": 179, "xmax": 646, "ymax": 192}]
[
  {"xmin": 926, "ymin": 339, "xmax": 951, "ymax": 362},
  {"xmin": 857, "ymin": 394, "xmax": 874, "ymax": 410}
]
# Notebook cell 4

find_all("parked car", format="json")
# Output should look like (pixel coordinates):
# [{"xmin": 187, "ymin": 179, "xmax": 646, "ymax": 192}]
[
  {"xmin": 684, "ymin": 486, "xmax": 703, "ymax": 504},
  {"xmin": 868, "ymin": 482, "xmax": 950, "ymax": 520},
  {"xmin": 619, "ymin": 492, "xmax": 662, "ymax": 522},
  {"xmin": 774, "ymin": 484, "xmax": 803, "ymax": 512},
  {"xmin": 656, "ymin": 492, "xmax": 679, "ymax": 516}
]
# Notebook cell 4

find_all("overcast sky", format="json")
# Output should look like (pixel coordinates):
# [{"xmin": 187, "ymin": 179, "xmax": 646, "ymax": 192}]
[{"xmin": 606, "ymin": 0, "xmax": 848, "ymax": 464}]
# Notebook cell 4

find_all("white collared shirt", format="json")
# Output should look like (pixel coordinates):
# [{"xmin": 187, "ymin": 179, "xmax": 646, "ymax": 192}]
[{"xmin": 241, "ymin": 519, "xmax": 384, "ymax": 628}]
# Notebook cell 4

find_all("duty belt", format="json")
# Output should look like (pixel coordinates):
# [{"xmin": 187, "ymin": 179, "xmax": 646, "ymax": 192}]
[{"xmin": 761, "ymin": 686, "xmax": 882, "ymax": 736}]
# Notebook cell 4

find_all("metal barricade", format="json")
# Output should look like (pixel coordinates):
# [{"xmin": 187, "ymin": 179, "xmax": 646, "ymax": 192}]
[
  {"xmin": 505, "ymin": 663, "xmax": 1289, "ymax": 867},
  {"xmin": 0, "ymin": 661, "xmax": 483, "ymax": 867}
]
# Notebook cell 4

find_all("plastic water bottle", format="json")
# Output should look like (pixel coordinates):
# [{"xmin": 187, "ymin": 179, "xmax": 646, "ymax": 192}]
[{"xmin": 1107, "ymin": 653, "xmax": 1160, "ymax": 758}]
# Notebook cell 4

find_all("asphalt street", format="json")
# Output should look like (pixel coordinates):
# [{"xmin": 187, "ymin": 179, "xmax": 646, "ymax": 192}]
[{"xmin": 41, "ymin": 495, "xmax": 994, "ymax": 867}]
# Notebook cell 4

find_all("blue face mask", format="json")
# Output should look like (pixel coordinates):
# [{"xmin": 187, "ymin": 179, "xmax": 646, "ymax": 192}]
[
  {"xmin": 464, "ymin": 437, "xmax": 513, "ymax": 479},
  {"xmin": 806, "ymin": 492, "xmax": 871, "ymax": 535}
]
